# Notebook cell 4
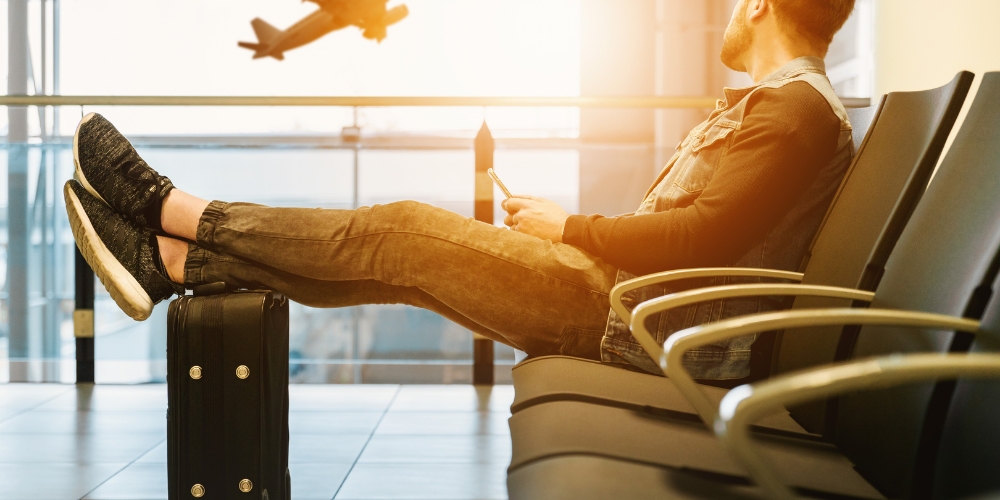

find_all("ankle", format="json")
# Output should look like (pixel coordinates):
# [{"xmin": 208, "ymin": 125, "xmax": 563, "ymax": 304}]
[
  {"xmin": 156, "ymin": 235, "xmax": 188, "ymax": 284},
  {"xmin": 161, "ymin": 189, "xmax": 210, "ymax": 242},
  {"xmin": 159, "ymin": 190, "xmax": 174, "ymax": 236}
]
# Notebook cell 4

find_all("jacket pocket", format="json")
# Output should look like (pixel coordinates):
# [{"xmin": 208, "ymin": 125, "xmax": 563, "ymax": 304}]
[{"xmin": 671, "ymin": 121, "xmax": 737, "ymax": 196}]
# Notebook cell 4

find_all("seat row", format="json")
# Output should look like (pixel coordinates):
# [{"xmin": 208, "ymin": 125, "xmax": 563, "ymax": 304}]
[{"xmin": 506, "ymin": 71, "xmax": 1000, "ymax": 499}]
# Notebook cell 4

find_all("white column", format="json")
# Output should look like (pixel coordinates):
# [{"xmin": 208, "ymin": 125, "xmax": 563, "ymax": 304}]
[{"xmin": 8, "ymin": 0, "xmax": 30, "ymax": 381}]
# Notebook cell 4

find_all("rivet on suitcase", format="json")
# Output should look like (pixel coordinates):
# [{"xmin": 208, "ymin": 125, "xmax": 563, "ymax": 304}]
[{"xmin": 167, "ymin": 283, "xmax": 291, "ymax": 499}]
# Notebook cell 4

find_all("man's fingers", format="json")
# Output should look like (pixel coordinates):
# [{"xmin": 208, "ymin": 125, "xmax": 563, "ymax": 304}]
[
  {"xmin": 504, "ymin": 211, "xmax": 523, "ymax": 227},
  {"xmin": 503, "ymin": 197, "xmax": 532, "ymax": 213}
]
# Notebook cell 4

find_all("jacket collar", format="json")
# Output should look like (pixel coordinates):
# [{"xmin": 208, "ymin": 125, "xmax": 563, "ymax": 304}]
[{"xmin": 722, "ymin": 56, "xmax": 828, "ymax": 107}]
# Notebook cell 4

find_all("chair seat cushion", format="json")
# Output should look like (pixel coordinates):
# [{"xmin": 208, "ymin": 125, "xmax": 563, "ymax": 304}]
[
  {"xmin": 508, "ymin": 400, "xmax": 882, "ymax": 499},
  {"xmin": 512, "ymin": 355, "xmax": 808, "ymax": 434}
]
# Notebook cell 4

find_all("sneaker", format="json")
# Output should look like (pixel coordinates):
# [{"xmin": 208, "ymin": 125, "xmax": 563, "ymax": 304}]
[
  {"xmin": 73, "ymin": 112, "xmax": 174, "ymax": 233},
  {"xmin": 64, "ymin": 180, "xmax": 184, "ymax": 321}
]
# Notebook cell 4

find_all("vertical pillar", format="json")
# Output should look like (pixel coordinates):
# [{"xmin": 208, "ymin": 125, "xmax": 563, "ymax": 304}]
[
  {"xmin": 53, "ymin": 0, "xmax": 61, "ymax": 134},
  {"xmin": 654, "ymin": 0, "xmax": 742, "ymax": 177},
  {"xmin": 580, "ymin": 1, "xmax": 739, "ymax": 218},
  {"xmin": 74, "ymin": 248, "xmax": 95, "ymax": 383},
  {"xmin": 472, "ymin": 122, "xmax": 495, "ymax": 385},
  {"xmin": 42, "ymin": 154, "xmax": 61, "ymax": 378},
  {"xmin": 579, "ymin": 0, "xmax": 656, "ymax": 218},
  {"xmin": 8, "ymin": 0, "xmax": 30, "ymax": 381}
]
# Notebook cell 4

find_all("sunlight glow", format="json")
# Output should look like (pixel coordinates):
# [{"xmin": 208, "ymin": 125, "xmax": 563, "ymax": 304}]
[{"xmin": 25, "ymin": 0, "xmax": 583, "ymax": 135}]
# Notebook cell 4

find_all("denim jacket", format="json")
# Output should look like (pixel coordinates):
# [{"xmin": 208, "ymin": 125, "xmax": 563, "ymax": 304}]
[{"xmin": 601, "ymin": 57, "xmax": 854, "ymax": 379}]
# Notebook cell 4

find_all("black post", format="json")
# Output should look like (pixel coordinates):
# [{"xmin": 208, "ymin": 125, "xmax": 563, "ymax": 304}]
[
  {"xmin": 472, "ymin": 122, "xmax": 495, "ymax": 385},
  {"xmin": 74, "ymin": 247, "xmax": 95, "ymax": 383}
]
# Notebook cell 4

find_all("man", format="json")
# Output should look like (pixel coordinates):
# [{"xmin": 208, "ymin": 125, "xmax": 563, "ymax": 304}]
[{"xmin": 65, "ymin": 0, "xmax": 855, "ymax": 381}]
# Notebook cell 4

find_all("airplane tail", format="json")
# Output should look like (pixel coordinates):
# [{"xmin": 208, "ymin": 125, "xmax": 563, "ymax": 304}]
[
  {"xmin": 238, "ymin": 18, "xmax": 285, "ymax": 60},
  {"xmin": 250, "ymin": 18, "xmax": 281, "ymax": 44}
]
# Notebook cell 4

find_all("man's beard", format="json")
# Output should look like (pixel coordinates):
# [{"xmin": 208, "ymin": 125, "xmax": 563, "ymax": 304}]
[{"xmin": 720, "ymin": 3, "xmax": 753, "ymax": 72}]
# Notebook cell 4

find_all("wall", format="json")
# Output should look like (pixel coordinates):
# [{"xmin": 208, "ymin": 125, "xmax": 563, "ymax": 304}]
[
  {"xmin": 873, "ymin": 0, "xmax": 1000, "ymax": 96},
  {"xmin": 874, "ymin": 0, "xmax": 1000, "ymax": 169}
]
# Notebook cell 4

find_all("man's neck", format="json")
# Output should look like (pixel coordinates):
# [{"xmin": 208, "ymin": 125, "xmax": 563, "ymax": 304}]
[{"xmin": 742, "ymin": 41, "xmax": 820, "ymax": 83}]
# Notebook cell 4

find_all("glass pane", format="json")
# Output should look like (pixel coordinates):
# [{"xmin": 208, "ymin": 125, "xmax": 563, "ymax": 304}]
[
  {"xmin": 0, "ymin": 144, "xmax": 77, "ymax": 383},
  {"xmin": 50, "ymin": 0, "xmax": 581, "ymax": 136}
]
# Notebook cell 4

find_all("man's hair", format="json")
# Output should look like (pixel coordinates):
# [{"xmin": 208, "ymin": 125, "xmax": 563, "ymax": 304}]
[{"xmin": 771, "ymin": 0, "xmax": 856, "ymax": 51}]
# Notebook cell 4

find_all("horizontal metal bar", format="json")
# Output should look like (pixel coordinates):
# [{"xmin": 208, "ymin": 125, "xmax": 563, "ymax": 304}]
[
  {"xmin": 0, "ymin": 95, "xmax": 721, "ymax": 108},
  {"xmin": 0, "ymin": 358, "xmax": 519, "ymax": 366},
  {"xmin": 0, "ymin": 134, "xmax": 663, "ymax": 151},
  {"xmin": 288, "ymin": 359, "xmax": 517, "ymax": 366}
]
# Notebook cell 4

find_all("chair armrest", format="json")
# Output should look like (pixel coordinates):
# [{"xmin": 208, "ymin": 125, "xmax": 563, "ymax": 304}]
[
  {"xmin": 610, "ymin": 268, "xmax": 804, "ymax": 324},
  {"xmin": 716, "ymin": 353, "xmax": 1000, "ymax": 500},
  {"xmin": 628, "ymin": 284, "xmax": 874, "ymax": 364},
  {"xmin": 640, "ymin": 308, "xmax": 979, "ymax": 428}
]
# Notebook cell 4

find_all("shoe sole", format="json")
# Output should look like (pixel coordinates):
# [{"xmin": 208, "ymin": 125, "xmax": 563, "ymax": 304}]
[
  {"xmin": 64, "ymin": 182, "xmax": 153, "ymax": 321},
  {"xmin": 73, "ymin": 112, "xmax": 112, "ymax": 207}
]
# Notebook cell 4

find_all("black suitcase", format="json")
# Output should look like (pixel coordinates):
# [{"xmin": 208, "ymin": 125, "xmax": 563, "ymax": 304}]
[{"xmin": 167, "ymin": 284, "xmax": 291, "ymax": 500}]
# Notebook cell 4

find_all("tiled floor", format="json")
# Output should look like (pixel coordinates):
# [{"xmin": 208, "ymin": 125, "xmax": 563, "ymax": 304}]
[{"xmin": 0, "ymin": 383, "xmax": 513, "ymax": 500}]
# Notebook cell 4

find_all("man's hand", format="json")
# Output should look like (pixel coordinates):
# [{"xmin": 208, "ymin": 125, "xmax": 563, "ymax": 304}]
[{"xmin": 501, "ymin": 195, "xmax": 570, "ymax": 243}]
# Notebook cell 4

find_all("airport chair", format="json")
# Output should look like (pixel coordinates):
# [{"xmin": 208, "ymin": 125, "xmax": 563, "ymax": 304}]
[
  {"xmin": 508, "ymin": 354, "xmax": 1000, "ymax": 500},
  {"xmin": 714, "ymin": 337, "xmax": 1000, "ymax": 500},
  {"xmin": 930, "ymin": 294, "xmax": 1000, "ymax": 499},
  {"xmin": 510, "ymin": 73, "xmax": 974, "ymax": 437},
  {"xmin": 506, "ymin": 72, "xmax": 1000, "ymax": 499}
]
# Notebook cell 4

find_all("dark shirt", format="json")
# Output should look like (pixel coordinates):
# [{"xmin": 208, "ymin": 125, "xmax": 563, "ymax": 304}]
[{"xmin": 562, "ymin": 81, "xmax": 843, "ymax": 276}]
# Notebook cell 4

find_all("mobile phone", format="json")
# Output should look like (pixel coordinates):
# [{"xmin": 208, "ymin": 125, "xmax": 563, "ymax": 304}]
[{"xmin": 487, "ymin": 168, "xmax": 513, "ymax": 199}]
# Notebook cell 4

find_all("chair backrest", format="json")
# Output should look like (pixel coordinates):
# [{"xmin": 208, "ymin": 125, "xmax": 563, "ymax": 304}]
[
  {"xmin": 932, "ymin": 264, "xmax": 1000, "ymax": 499},
  {"xmin": 847, "ymin": 102, "xmax": 880, "ymax": 152},
  {"xmin": 833, "ymin": 72, "xmax": 1000, "ymax": 499},
  {"xmin": 744, "ymin": 99, "xmax": 887, "ymax": 383},
  {"xmin": 773, "ymin": 73, "xmax": 974, "ymax": 404}
]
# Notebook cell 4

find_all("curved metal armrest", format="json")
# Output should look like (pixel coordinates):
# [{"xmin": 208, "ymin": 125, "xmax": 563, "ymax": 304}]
[
  {"xmin": 610, "ymin": 268, "xmax": 804, "ymax": 324},
  {"xmin": 644, "ymin": 308, "xmax": 979, "ymax": 428},
  {"xmin": 628, "ymin": 284, "xmax": 874, "ymax": 364},
  {"xmin": 716, "ymin": 353, "xmax": 1000, "ymax": 500}
]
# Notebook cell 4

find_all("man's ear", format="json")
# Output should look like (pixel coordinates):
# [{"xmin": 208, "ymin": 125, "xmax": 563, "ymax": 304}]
[{"xmin": 746, "ymin": 0, "xmax": 769, "ymax": 22}]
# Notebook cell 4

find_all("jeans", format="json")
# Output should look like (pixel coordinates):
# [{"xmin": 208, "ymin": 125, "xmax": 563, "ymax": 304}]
[{"xmin": 183, "ymin": 200, "xmax": 618, "ymax": 360}]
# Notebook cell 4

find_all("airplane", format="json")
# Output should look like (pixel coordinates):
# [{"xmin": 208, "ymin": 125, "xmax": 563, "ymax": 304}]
[{"xmin": 238, "ymin": 0, "xmax": 409, "ymax": 61}]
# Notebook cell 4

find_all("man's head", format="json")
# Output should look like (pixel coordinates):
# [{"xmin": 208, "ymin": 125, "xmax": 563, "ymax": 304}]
[{"xmin": 720, "ymin": 0, "xmax": 855, "ymax": 73}]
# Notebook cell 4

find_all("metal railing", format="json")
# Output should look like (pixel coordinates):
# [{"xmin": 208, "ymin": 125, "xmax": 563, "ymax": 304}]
[{"xmin": 0, "ymin": 95, "xmax": 722, "ymax": 108}]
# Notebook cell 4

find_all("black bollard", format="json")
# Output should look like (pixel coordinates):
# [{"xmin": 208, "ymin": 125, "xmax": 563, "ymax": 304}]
[
  {"xmin": 472, "ymin": 121, "xmax": 495, "ymax": 385},
  {"xmin": 74, "ymin": 247, "xmax": 95, "ymax": 383}
]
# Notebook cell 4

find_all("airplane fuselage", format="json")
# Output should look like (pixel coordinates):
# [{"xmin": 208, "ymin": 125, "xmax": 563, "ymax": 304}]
[{"xmin": 260, "ymin": 10, "xmax": 348, "ymax": 58}]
